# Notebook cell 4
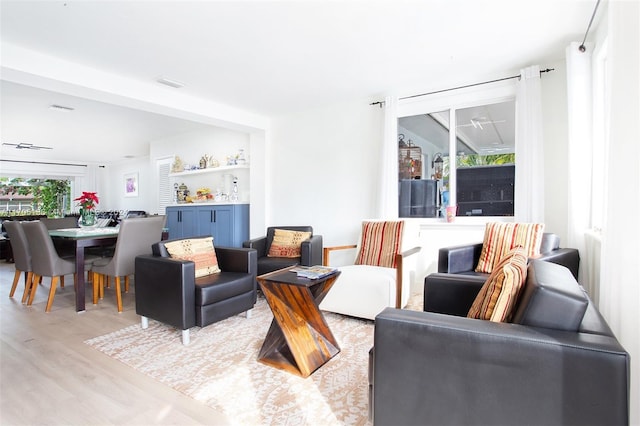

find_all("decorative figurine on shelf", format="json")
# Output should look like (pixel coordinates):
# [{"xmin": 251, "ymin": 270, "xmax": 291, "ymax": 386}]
[
  {"xmin": 172, "ymin": 156, "xmax": 184, "ymax": 173},
  {"xmin": 199, "ymin": 155, "xmax": 209, "ymax": 169},
  {"xmin": 236, "ymin": 149, "xmax": 246, "ymax": 165},
  {"xmin": 208, "ymin": 156, "xmax": 219, "ymax": 168},
  {"xmin": 177, "ymin": 183, "xmax": 189, "ymax": 203},
  {"xmin": 230, "ymin": 176, "xmax": 239, "ymax": 201}
]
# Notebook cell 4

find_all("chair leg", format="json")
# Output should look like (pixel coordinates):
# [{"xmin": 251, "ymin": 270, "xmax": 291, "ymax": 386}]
[
  {"xmin": 246, "ymin": 309, "xmax": 253, "ymax": 319},
  {"xmin": 60, "ymin": 275, "xmax": 65, "ymax": 288},
  {"xmin": 45, "ymin": 276, "xmax": 59, "ymax": 312},
  {"xmin": 9, "ymin": 269, "xmax": 21, "ymax": 297},
  {"xmin": 22, "ymin": 272, "xmax": 35, "ymax": 304},
  {"xmin": 181, "ymin": 329, "xmax": 190, "ymax": 345},
  {"xmin": 114, "ymin": 276, "xmax": 123, "ymax": 313},
  {"xmin": 20, "ymin": 272, "xmax": 34, "ymax": 304},
  {"xmin": 141, "ymin": 316, "xmax": 149, "ymax": 329},
  {"xmin": 124, "ymin": 275, "xmax": 130, "ymax": 293},
  {"xmin": 27, "ymin": 274, "xmax": 41, "ymax": 306},
  {"xmin": 98, "ymin": 274, "xmax": 105, "ymax": 299},
  {"xmin": 92, "ymin": 272, "xmax": 99, "ymax": 305}
]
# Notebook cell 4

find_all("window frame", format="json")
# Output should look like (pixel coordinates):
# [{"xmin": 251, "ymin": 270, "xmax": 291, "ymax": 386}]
[{"xmin": 397, "ymin": 79, "xmax": 517, "ymax": 223}]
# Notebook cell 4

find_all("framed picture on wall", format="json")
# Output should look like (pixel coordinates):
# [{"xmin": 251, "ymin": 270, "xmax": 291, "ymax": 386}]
[{"xmin": 124, "ymin": 172, "xmax": 139, "ymax": 197}]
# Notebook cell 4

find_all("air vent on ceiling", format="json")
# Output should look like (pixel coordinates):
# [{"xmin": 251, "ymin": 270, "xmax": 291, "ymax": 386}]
[
  {"xmin": 49, "ymin": 104, "xmax": 75, "ymax": 112},
  {"xmin": 156, "ymin": 76, "xmax": 185, "ymax": 88}
]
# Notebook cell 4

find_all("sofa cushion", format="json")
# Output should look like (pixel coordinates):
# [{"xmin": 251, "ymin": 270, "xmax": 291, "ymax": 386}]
[
  {"xmin": 467, "ymin": 247, "xmax": 528, "ymax": 322},
  {"xmin": 267, "ymin": 229, "xmax": 312, "ymax": 258},
  {"xmin": 164, "ymin": 237, "xmax": 221, "ymax": 278},
  {"xmin": 475, "ymin": 222, "xmax": 545, "ymax": 273},
  {"xmin": 512, "ymin": 260, "xmax": 588, "ymax": 331},
  {"xmin": 355, "ymin": 220, "xmax": 404, "ymax": 268}
]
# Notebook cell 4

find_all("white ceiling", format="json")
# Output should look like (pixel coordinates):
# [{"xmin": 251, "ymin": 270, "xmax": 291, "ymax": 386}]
[{"xmin": 0, "ymin": 0, "xmax": 596, "ymax": 165}]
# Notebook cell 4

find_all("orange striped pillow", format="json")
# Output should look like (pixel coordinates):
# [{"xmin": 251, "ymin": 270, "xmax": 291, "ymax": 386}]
[
  {"xmin": 475, "ymin": 222, "xmax": 544, "ymax": 273},
  {"xmin": 468, "ymin": 247, "xmax": 528, "ymax": 322},
  {"xmin": 354, "ymin": 221, "xmax": 404, "ymax": 268}
]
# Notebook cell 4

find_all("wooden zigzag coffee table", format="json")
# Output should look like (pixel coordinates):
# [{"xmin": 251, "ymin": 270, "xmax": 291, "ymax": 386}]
[{"xmin": 257, "ymin": 266, "xmax": 341, "ymax": 378}]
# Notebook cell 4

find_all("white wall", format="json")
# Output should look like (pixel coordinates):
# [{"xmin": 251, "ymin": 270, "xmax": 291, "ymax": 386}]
[
  {"xmin": 269, "ymin": 99, "xmax": 383, "ymax": 248},
  {"xmin": 100, "ymin": 156, "xmax": 153, "ymax": 213},
  {"xmin": 541, "ymin": 59, "xmax": 570, "ymax": 243}
]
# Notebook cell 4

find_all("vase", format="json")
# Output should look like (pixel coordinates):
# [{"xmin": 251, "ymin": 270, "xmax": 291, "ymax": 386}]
[{"xmin": 80, "ymin": 209, "xmax": 96, "ymax": 227}]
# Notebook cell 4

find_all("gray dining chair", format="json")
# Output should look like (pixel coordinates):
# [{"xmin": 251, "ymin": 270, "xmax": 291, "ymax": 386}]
[
  {"xmin": 92, "ymin": 216, "xmax": 165, "ymax": 312},
  {"xmin": 40, "ymin": 217, "xmax": 79, "ymax": 230},
  {"xmin": 3, "ymin": 221, "xmax": 35, "ymax": 303},
  {"xmin": 22, "ymin": 220, "xmax": 77, "ymax": 312}
]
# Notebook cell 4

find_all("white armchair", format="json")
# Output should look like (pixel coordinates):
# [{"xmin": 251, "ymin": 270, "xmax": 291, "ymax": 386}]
[{"xmin": 319, "ymin": 220, "xmax": 421, "ymax": 320}]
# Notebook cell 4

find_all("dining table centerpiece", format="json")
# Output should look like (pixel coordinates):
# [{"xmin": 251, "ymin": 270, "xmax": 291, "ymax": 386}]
[{"xmin": 75, "ymin": 191, "xmax": 99, "ymax": 226}]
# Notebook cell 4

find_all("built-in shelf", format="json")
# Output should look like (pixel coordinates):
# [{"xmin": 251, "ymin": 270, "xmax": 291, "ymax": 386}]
[{"xmin": 168, "ymin": 164, "xmax": 249, "ymax": 178}]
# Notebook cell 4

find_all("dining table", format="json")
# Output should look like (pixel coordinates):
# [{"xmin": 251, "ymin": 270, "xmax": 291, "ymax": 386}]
[{"xmin": 48, "ymin": 227, "xmax": 119, "ymax": 312}]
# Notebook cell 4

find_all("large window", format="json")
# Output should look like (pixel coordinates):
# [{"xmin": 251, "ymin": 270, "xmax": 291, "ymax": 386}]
[{"xmin": 398, "ymin": 99, "xmax": 516, "ymax": 218}]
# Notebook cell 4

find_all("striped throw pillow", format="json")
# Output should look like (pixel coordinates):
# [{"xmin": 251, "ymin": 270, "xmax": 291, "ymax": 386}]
[
  {"xmin": 164, "ymin": 237, "xmax": 221, "ymax": 278},
  {"xmin": 475, "ymin": 222, "xmax": 544, "ymax": 273},
  {"xmin": 354, "ymin": 221, "xmax": 404, "ymax": 268},
  {"xmin": 468, "ymin": 247, "xmax": 528, "ymax": 322}
]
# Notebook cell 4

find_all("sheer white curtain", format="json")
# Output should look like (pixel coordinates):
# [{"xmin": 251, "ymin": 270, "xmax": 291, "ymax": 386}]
[
  {"xmin": 514, "ymin": 65, "xmax": 544, "ymax": 222},
  {"xmin": 598, "ymin": 1, "xmax": 640, "ymax": 423},
  {"xmin": 566, "ymin": 42, "xmax": 593, "ymax": 290},
  {"xmin": 378, "ymin": 95, "xmax": 399, "ymax": 218}
]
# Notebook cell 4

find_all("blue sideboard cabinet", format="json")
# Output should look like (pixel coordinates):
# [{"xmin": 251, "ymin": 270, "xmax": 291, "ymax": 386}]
[{"xmin": 165, "ymin": 204, "xmax": 249, "ymax": 247}]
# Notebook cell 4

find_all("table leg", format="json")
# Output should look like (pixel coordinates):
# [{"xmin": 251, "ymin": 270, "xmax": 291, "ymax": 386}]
[{"xmin": 74, "ymin": 242, "xmax": 86, "ymax": 312}]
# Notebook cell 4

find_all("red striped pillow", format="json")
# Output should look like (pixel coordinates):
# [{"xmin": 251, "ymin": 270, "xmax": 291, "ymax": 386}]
[
  {"xmin": 468, "ymin": 247, "xmax": 528, "ymax": 322},
  {"xmin": 354, "ymin": 221, "xmax": 404, "ymax": 268},
  {"xmin": 475, "ymin": 222, "xmax": 544, "ymax": 273}
]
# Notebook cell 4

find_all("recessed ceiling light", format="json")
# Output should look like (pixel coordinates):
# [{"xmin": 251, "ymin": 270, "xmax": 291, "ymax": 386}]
[
  {"xmin": 49, "ymin": 104, "xmax": 74, "ymax": 112},
  {"xmin": 156, "ymin": 76, "xmax": 185, "ymax": 88}
]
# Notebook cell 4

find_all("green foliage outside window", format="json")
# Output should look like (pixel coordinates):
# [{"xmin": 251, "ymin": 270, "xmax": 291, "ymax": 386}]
[{"xmin": 0, "ymin": 177, "xmax": 71, "ymax": 217}]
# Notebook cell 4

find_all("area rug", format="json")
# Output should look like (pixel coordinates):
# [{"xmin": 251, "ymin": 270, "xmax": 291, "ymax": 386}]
[
  {"xmin": 85, "ymin": 300, "xmax": 350, "ymax": 424},
  {"xmin": 85, "ymin": 294, "xmax": 423, "ymax": 425}
]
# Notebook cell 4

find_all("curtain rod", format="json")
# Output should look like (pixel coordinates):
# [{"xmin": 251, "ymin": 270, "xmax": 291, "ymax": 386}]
[
  {"xmin": 0, "ymin": 159, "xmax": 88, "ymax": 167},
  {"xmin": 370, "ymin": 68, "xmax": 555, "ymax": 107},
  {"xmin": 579, "ymin": 0, "xmax": 601, "ymax": 52}
]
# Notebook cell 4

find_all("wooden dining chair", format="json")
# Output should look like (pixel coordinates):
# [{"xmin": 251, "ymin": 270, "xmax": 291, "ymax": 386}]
[
  {"xmin": 91, "ymin": 216, "xmax": 165, "ymax": 312},
  {"xmin": 3, "ymin": 221, "xmax": 35, "ymax": 303},
  {"xmin": 22, "ymin": 221, "xmax": 77, "ymax": 312}
]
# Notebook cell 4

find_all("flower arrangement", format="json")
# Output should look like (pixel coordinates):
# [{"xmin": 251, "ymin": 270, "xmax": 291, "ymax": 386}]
[{"xmin": 74, "ymin": 191, "xmax": 99, "ymax": 211}]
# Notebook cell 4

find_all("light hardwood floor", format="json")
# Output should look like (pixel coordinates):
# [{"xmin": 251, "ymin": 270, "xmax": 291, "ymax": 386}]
[{"xmin": 0, "ymin": 260, "xmax": 230, "ymax": 425}]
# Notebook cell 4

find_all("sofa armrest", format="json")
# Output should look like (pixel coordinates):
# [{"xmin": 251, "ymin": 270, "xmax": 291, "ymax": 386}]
[
  {"xmin": 372, "ymin": 308, "xmax": 630, "ymax": 426},
  {"xmin": 322, "ymin": 244, "xmax": 357, "ymax": 266},
  {"xmin": 134, "ymin": 255, "xmax": 197, "ymax": 330},
  {"xmin": 531, "ymin": 248, "xmax": 580, "ymax": 279},
  {"xmin": 242, "ymin": 236, "xmax": 267, "ymax": 257},
  {"xmin": 215, "ymin": 246, "xmax": 257, "ymax": 275},
  {"xmin": 437, "ymin": 242, "xmax": 484, "ymax": 273},
  {"xmin": 394, "ymin": 246, "xmax": 421, "ymax": 308},
  {"xmin": 423, "ymin": 273, "xmax": 486, "ymax": 316},
  {"xmin": 300, "ymin": 234, "xmax": 323, "ymax": 266}
]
